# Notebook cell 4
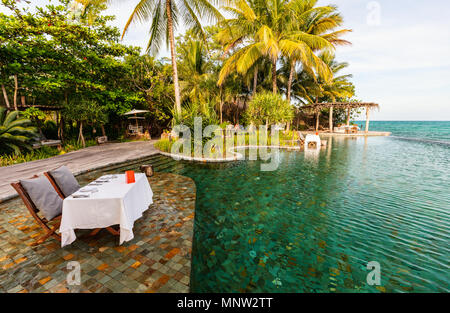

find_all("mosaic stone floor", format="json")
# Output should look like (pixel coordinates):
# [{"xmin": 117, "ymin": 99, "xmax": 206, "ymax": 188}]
[{"xmin": 0, "ymin": 172, "xmax": 195, "ymax": 293}]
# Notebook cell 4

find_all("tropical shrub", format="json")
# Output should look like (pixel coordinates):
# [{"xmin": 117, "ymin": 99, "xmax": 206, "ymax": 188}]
[
  {"xmin": 22, "ymin": 107, "xmax": 46, "ymax": 123},
  {"xmin": 0, "ymin": 138, "xmax": 96, "ymax": 167},
  {"xmin": 62, "ymin": 99, "xmax": 107, "ymax": 147},
  {"xmin": 154, "ymin": 138, "xmax": 173, "ymax": 153},
  {"xmin": 173, "ymin": 102, "xmax": 219, "ymax": 145},
  {"xmin": 244, "ymin": 92, "xmax": 294, "ymax": 126},
  {"xmin": 0, "ymin": 107, "xmax": 37, "ymax": 155},
  {"xmin": 42, "ymin": 120, "xmax": 58, "ymax": 139},
  {"xmin": 22, "ymin": 107, "xmax": 47, "ymax": 138}
]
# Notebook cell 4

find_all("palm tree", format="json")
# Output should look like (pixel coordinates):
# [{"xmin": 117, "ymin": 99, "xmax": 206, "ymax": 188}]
[
  {"xmin": 178, "ymin": 39, "xmax": 214, "ymax": 104},
  {"xmin": 121, "ymin": 0, "xmax": 223, "ymax": 118},
  {"xmin": 217, "ymin": 0, "xmax": 260, "ymax": 94},
  {"xmin": 218, "ymin": 0, "xmax": 333, "ymax": 94},
  {"xmin": 292, "ymin": 52, "xmax": 354, "ymax": 130},
  {"xmin": 285, "ymin": 0, "xmax": 351, "ymax": 103},
  {"xmin": 0, "ymin": 107, "xmax": 37, "ymax": 155},
  {"xmin": 72, "ymin": 0, "xmax": 107, "ymax": 24},
  {"xmin": 319, "ymin": 52, "xmax": 354, "ymax": 130}
]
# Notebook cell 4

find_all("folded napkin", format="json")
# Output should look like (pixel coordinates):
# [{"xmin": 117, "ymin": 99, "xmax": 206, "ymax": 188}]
[
  {"xmin": 100, "ymin": 175, "xmax": 118, "ymax": 180},
  {"xmin": 72, "ymin": 194, "xmax": 90, "ymax": 198},
  {"xmin": 79, "ymin": 187, "xmax": 98, "ymax": 193},
  {"xmin": 95, "ymin": 178, "xmax": 110, "ymax": 182},
  {"xmin": 89, "ymin": 182, "xmax": 104, "ymax": 185}
]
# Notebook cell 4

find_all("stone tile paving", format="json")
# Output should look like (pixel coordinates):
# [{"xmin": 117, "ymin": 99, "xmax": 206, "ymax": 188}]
[{"xmin": 0, "ymin": 172, "xmax": 195, "ymax": 293}]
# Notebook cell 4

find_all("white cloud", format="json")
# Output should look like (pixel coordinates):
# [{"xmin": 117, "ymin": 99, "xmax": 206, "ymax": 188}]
[
  {"xmin": 322, "ymin": 0, "xmax": 450, "ymax": 120},
  {"xmin": 337, "ymin": 23, "xmax": 450, "ymax": 73}
]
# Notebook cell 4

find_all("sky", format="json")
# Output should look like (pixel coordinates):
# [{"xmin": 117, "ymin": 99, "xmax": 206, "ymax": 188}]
[{"xmin": 3, "ymin": 0, "xmax": 450, "ymax": 120}]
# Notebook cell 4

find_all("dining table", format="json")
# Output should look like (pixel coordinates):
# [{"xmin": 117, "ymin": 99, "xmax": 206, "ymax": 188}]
[{"xmin": 59, "ymin": 173, "xmax": 153, "ymax": 247}]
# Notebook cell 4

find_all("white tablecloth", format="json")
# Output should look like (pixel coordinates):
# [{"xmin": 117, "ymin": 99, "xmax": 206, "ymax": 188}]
[{"xmin": 60, "ymin": 173, "xmax": 153, "ymax": 247}]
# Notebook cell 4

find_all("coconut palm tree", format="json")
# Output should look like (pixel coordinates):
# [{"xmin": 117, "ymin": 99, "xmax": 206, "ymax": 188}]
[
  {"xmin": 121, "ymin": 0, "xmax": 223, "ymax": 118},
  {"xmin": 217, "ymin": 0, "xmax": 261, "ymax": 93},
  {"xmin": 319, "ymin": 52, "xmax": 355, "ymax": 130},
  {"xmin": 178, "ymin": 39, "xmax": 214, "ymax": 104},
  {"xmin": 292, "ymin": 51, "xmax": 354, "ymax": 130},
  {"xmin": 284, "ymin": 0, "xmax": 351, "ymax": 103},
  {"xmin": 0, "ymin": 107, "xmax": 37, "ymax": 155},
  {"xmin": 218, "ymin": 0, "xmax": 334, "ymax": 94}
]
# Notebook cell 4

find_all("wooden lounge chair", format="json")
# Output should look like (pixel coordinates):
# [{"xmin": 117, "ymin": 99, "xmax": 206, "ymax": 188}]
[
  {"xmin": 10, "ymin": 177, "xmax": 62, "ymax": 246},
  {"xmin": 44, "ymin": 170, "xmax": 119, "ymax": 237},
  {"xmin": 43, "ymin": 171, "xmax": 65, "ymax": 199}
]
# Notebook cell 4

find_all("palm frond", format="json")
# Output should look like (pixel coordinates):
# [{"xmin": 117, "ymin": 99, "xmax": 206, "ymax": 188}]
[{"xmin": 122, "ymin": 0, "xmax": 156, "ymax": 40}]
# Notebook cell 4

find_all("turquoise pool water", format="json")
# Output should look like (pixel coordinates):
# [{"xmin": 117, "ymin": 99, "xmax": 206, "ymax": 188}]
[
  {"xmin": 181, "ymin": 137, "xmax": 448, "ymax": 293},
  {"xmin": 81, "ymin": 123, "xmax": 450, "ymax": 293}
]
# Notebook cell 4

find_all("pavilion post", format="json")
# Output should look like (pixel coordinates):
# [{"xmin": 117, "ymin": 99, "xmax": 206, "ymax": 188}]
[
  {"xmin": 329, "ymin": 106, "xmax": 334, "ymax": 132},
  {"xmin": 365, "ymin": 106, "xmax": 370, "ymax": 133},
  {"xmin": 315, "ymin": 111, "xmax": 320, "ymax": 131},
  {"xmin": 346, "ymin": 107, "xmax": 350, "ymax": 126}
]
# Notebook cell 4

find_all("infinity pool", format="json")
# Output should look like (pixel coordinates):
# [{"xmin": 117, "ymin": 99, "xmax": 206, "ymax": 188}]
[{"xmin": 87, "ymin": 136, "xmax": 450, "ymax": 292}]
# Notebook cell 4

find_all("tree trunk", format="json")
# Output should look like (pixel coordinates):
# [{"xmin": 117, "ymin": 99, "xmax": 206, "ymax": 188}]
[
  {"xmin": 13, "ymin": 75, "xmax": 18, "ymax": 110},
  {"xmin": 271, "ymin": 58, "xmax": 277, "ymax": 94},
  {"xmin": 287, "ymin": 60, "xmax": 295, "ymax": 102},
  {"xmin": 365, "ymin": 106, "xmax": 370, "ymax": 133},
  {"xmin": 37, "ymin": 119, "xmax": 44, "ymax": 138},
  {"xmin": 1, "ymin": 84, "xmax": 10, "ymax": 108},
  {"xmin": 101, "ymin": 124, "xmax": 106, "ymax": 137},
  {"xmin": 78, "ymin": 121, "xmax": 86, "ymax": 148},
  {"xmin": 219, "ymin": 85, "xmax": 223, "ymax": 124},
  {"xmin": 285, "ymin": 61, "xmax": 295, "ymax": 133},
  {"xmin": 346, "ymin": 107, "xmax": 350, "ymax": 126},
  {"xmin": 329, "ymin": 106, "xmax": 334, "ymax": 132},
  {"xmin": 253, "ymin": 67, "xmax": 258, "ymax": 96},
  {"xmin": 166, "ymin": 0, "xmax": 181, "ymax": 118},
  {"xmin": 58, "ymin": 114, "xmax": 64, "ymax": 143},
  {"xmin": 315, "ymin": 97, "xmax": 320, "ymax": 132}
]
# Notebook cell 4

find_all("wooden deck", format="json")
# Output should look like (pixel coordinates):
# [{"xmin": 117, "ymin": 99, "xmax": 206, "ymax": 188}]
[{"xmin": 0, "ymin": 140, "xmax": 159, "ymax": 202}]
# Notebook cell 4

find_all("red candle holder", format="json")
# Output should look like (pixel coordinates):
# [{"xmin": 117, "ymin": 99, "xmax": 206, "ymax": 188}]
[{"xmin": 126, "ymin": 170, "xmax": 135, "ymax": 184}]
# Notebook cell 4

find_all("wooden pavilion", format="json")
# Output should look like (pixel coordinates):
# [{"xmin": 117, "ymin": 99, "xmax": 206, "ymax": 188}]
[{"xmin": 299, "ymin": 102, "xmax": 379, "ymax": 132}]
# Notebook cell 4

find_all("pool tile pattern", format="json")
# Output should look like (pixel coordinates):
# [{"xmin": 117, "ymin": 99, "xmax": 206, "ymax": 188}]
[{"xmin": 0, "ymin": 172, "xmax": 195, "ymax": 293}]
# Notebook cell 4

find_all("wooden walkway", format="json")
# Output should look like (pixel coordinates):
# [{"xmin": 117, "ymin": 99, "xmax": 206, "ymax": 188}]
[{"xmin": 0, "ymin": 140, "xmax": 159, "ymax": 202}]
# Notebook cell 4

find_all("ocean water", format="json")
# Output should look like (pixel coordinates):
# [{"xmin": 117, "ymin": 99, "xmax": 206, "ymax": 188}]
[{"xmin": 359, "ymin": 121, "xmax": 450, "ymax": 144}]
